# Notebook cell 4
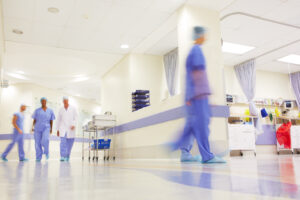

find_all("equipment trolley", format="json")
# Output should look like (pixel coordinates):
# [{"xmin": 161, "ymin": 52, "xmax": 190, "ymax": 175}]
[{"xmin": 82, "ymin": 114, "xmax": 116, "ymax": 162}]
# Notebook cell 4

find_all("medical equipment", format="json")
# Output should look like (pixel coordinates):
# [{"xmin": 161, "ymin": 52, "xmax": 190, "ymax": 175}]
[
  {"xmin": 82, "ymin": 114, "xmax": 116, "ymax": 162},
  {"xmin": 284, "ymin": 101, "xmax": 294, "ymax": 109}
]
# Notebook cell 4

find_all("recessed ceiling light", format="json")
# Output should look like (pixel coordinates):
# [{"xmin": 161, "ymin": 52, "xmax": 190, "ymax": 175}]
[
  {"xmin": 12, "ymin": 29, "xmax": 23, "ymax": 35},
  {"xmin": 278, "ymin": 54, "xmax": 300, "ymax": 65},
  {"xmin": 120, "ymin": 44, "xmax": 129, "ymax": 49},
  {"xmin": 48, "ymin": 7, "xmax": 60, "ymax": 14},
  {"xmin": 222, "ymin": 42, "xmax": 255, "ymax": 55}
]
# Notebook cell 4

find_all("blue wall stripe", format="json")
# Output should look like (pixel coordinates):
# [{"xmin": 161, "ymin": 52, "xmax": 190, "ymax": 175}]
[
  {"xmin": 0, "ymin": 133, "xmax": 91, "ymax": 143},
  {"xmin": 0, "ymin": 105, "xmax": 229, "ymax": 140},
  {"xmin": 109, "ymin": 105, "xmax": 229, "ymax": 134}
]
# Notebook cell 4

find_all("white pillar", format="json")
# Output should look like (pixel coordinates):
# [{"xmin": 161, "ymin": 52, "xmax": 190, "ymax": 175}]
[{"xmin": 177, "ymin": 5, "xmax": 227, "ymax": 141}]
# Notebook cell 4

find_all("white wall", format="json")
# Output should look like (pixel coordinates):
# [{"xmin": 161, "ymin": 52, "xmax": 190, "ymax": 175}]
[
  {"xmin": 101, "ymin": 54, "xmax": 169, "ymax": 124},
  {"xmin": 224, "ymin": 66, "xmax": 295, "ymax": 100},
  {"xmin": 0, "ymin": 83, "xmax": 101, "ymax": 135},
  {"xmin": 0, "ymin": 0, "xmax": 4, "ymax": 65}
]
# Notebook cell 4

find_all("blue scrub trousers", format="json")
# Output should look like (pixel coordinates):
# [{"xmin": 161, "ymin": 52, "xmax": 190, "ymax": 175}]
[
  {"xmin": 178, "ymin": 98, "xmax": 214, "ymax": 162},
  {"xmin": 2, "ymin": 131, "xmax": 25, "ymax": 160},
  {"xmin": 34, "ymin": 128, "xmax": 50, "ymax": 160},
  {"xmin": 60, "ymin": 135, "xmax": 75, "ymax": 158}
]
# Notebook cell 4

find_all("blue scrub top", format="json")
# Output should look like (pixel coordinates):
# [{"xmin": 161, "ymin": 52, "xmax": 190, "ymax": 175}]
[
  {"xmin": 185, "ymin": 45, "xmax": 211, "ymax": 102},
  {"xmin": 13, "ymin": 112, "xmax": 24, "ymax": 132},
  {"xmin": 32, "ymin": 107, "xmax": 55, "ymax": 131}
]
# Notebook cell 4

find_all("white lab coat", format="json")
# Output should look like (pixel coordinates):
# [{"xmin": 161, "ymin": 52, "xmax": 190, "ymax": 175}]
[{"xmin": 56, "ymin": 105, "xmax": 78, "ymax": 138}]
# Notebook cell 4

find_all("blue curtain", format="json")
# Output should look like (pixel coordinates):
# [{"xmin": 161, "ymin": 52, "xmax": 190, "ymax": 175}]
[
  {"xmin": 290, "ymin": 72, "xmax": 300, "ymax": 110},
  {"xmin": 163, "ymin": 48, "xmax": 178, "ymax": 96},
  {"xmin": 234, "ymin": 59, "xmax": 263, "ymax": 135}
]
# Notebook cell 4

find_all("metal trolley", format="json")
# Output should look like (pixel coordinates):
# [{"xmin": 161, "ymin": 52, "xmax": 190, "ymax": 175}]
[{"xmin": 82, "ymin": 114, "xmax": 116, "ymax": 162}]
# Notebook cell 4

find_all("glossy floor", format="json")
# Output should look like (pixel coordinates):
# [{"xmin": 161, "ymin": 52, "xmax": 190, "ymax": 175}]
[{"xmin": 0, "ymin": 155, "xmax": 300, "ymax": 200}]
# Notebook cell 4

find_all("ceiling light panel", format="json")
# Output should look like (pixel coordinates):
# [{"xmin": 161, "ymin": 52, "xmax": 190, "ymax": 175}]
[
  {"xmin": 278, "ymin": 54, "xmax": 300, "ymax": 65},
  {"xmin": 222, "ymin": 42, "xmax": 255, "ymax": 55}
]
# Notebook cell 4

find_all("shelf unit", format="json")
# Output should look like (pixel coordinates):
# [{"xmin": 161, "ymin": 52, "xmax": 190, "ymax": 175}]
[{"xmin": 132, "ymin": 90, "xmax": 150, "ymax": 112}]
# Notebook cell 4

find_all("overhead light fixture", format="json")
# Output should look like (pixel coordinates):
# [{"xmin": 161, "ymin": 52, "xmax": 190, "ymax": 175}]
[
  {"xmin": 278, "ymin": 54, "xmax": 300, "ymax": 65},
  {"xmin": 48, "ymin": 7, "xmax": 60, "ymax": 14},
  {"xmin": 72, "ymin": 76, "xmax": 89, "ymax": 82},
  {"xmin": 222, "ymin": 42, "xmax": 255, "ymax": 55},
  {"xmin": 16, "ymin": 70, "xmax": 25, "ymax": 74},
  {"xmin": 6, "ymin": 72, "xmax": 29, "ymax": 80},
  {"xmin": 12, "ymin": 29, "xmax": 23, "ymax": 35},
  {"xmin": 120, "ymin": 44, "xmax": 129, "ymax": 49}
]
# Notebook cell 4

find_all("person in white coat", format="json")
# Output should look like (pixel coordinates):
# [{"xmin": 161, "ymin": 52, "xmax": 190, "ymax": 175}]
[{"xmin": 57, "ymin": 97, "xmax": 78, "ymax": 162}]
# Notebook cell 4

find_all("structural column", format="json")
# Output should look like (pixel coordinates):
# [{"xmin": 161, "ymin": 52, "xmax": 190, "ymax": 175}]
[{"xmin": 177, "ymin": 5, "xmax": 227, "ymax": 141}]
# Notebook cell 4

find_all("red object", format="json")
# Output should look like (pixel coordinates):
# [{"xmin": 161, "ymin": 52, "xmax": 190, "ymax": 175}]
[{"xmin": 276, "ymin": 122, "xmax": 292, "ymax": 149}]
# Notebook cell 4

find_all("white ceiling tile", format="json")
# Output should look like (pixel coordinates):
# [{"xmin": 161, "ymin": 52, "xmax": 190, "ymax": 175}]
[
  {"xmin": 187, "ymin": 0, "xmax": 235, "ymax": 11},
  {"xmin": 151, "ymin": 0, "xmax": 186, "ymax": 13},
  {"xmin": 4, "ymin": 18, "xmax": 33, "ymax": 42},
  {"xmin": 146, "ymin": 29, "xmax": 177, "ymax": 55},
  {"xmin": 221, "ymin": 0, "xmax": 283, "ymax": 18},
  {"xmin": 126, "ymin": 11, "xmax": 170, "ymax": 38},
  {"xmin": 3, "ymin": 0, "xmax": 35, "ymax": 20},
  {"xmin": 112, "ymin": 0, "xmax": 154, "ymax": 9},
  {"xmin": 31, "ymin": 23, "xmax": 64, "ymax": 47},
  {"xmin": 263, "ymin": 2, "xmax": 300, "ymax": 23},
  {"xmin": 34, "ymin": 0, "xmax": 76, "ymax": 26},
  {"xmin": 66, "ymin": 0, "xmax": 112, "ymax": 29},
  {"xmin": 59, "ymin": 27, "xmax": 93, "ymax": 51}
]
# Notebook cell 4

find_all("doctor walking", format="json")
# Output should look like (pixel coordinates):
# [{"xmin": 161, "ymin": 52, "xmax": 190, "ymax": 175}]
[
  {"xmin": 57, "ymin": 97, "xmax": 78, "ymax": 162},
  {"xmin": 1, "ymin": 104, "xmax": 29, "ymax": 162},
  {"xmin": 32, "ymin": 97, "xmax": 55, "ymax": 162}
]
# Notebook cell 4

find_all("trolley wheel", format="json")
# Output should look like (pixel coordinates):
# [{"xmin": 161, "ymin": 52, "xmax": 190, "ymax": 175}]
[
  {"xmin": 107, "ymin": 156, "xmax": 110, "ymax": 161},
  {"xmin": 277, "ymin": 152, "xmax": 280, "ymax": 155},
  {"xmin": 113, "ymin": 156, "xmax": 116, "ymax": 160},
  {"xmin": 240, "ymin": 152, "xmax": 243, "ymax": 156},
  {"xmin": 103, "ymin": 156, "xmax": 106, "ymax": 161}
]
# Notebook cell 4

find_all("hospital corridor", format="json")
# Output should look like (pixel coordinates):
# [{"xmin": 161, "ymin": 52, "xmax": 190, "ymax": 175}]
[{"xmin": 1, "ymin": 0, "xmax": 300, "ymax": 199}]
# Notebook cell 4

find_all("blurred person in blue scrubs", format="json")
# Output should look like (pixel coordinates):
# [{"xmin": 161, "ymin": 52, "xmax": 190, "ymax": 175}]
[
  {"xmin": 1, "ymin": 104, "xmax": 29, "ymax": 162},
  {"xmin": 32, "ymin": 97, "xmax": 55, "ymax": 162},
  {"xmin": 172, "ymin": 26, "xmax": 226, "ymax": 164},
  {"xmin": 57, "ymin": 96, "xmax": 77, "ymax": 162}
]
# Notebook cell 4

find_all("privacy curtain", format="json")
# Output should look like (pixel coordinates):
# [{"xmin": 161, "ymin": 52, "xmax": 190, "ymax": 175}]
[
  {"xmin": 234, "ymin": 59, "xmax": 263, "ymax": 134},
  {"xmin": 163, "ymin": 48, "xmax": 178, "ymax": 96},
  {"xmin": 290, "ymin": 72, "xmax": 300, "ymax": 110}
]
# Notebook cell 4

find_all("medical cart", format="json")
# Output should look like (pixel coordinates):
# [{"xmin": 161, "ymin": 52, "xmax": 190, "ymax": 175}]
[
  {"xmin": 82, "ymin": 114, "xmax": 116, "ymax": 162},
  {"xmin": 228, "ymin": 115, "xmax": 257, "ymax": 156}
]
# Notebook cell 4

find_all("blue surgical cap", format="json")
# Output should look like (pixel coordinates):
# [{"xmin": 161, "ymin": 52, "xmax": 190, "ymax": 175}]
[
  {"xmin": 40, "ymin": 97, "xmax": 47, "ymax": 102},
  {"xmin": 193, "ymin": 26, "xmax": 206, "ymax": 40}
]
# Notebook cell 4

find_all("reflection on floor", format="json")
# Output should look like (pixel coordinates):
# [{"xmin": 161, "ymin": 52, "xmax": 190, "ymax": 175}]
[{"xmin": 0, "ymin": 155, "xmax": 300, "ymax": 200}]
